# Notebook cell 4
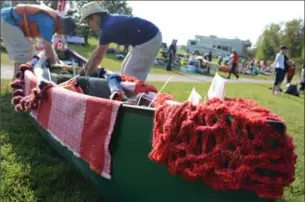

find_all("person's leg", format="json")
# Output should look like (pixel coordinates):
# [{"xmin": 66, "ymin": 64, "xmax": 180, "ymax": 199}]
[
  {"xmin": 286, "ymin": 76, "xmax": 292, "ymax": 84},
  {"xmin": 277, "ymin": 70, "xmax": 286, "ymax": 93},
  {"xmin": 1, "ymin": 19, "xmax": 33, "ymax": 79},
  {"xmin": 167, "ymin": 56, "xmax": 172, "ymax": 71},
  {"xmin": 274, "ymin": 69, "xmax": 285, "ymax": 94},
  {"xmin": 234, "ymin": 68, "xmax": 239, "ymax": 79},
  {"xmin": 273, "ymin": 69, "xmax": 280, "ymax": 94},
  {"xmin": 227, "ymin": 72, "xmax": 231, "ymax": 79},
  {"xmin": 228, "ymin": 64, "xmax": 235, "ymax": 79},
  {"xmin": 121, "ymin": 50, "xmax": 132, "ymax": 73},
  {"xmin": 121, "ymin": 32, "xmax": 162, "ymax": 81},
  {"xmin": 300, "ymin": 82, "xmax": 305, "ymax": 91}
]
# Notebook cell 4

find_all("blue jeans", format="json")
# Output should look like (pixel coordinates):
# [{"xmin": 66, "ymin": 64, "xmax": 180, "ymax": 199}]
[{"xmin": 274, "ymin": 68, "xmax": 285, "ymax": 85}]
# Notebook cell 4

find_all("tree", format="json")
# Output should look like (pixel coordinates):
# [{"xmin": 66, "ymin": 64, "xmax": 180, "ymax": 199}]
[
  {"xmin": 11, "ymin": 1, "xmax": 40, "ymax": 6},
  {"xmin": 280, "ymin": 19, "xmax": 304, "ymax": 58},
  {"xmin": 41, "ymin": 0, "xmax": 76, "ymax": 17},
  {"xmin": 103, "ymin": 0, "xmax": 132, "ymax": 15},
  {"xmin": 255, "ymin": 19, "xmax": 305, "ymax": 61},
  {"xmin": 255, "ymin": 23, "xmax": 282, "ymax": 60},
  {"xmin": 246, "ymin": 47, "xmax": 256, "ymax": 58},
  {"xmin": 41, "ymin": 0, "xmax": 57, "ymax": 10},
  {"xmin": 74, "ymin": 0, "xmax": 133, "ymax": 20},
  {"xmin": 179, "ymin": 45, "xmax": 186, "ymax": 53}
]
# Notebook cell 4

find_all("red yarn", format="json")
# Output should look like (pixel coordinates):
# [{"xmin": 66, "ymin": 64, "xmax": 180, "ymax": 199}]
[
  {"xmin": 135, "ymin": 80, "xmax": 158, "ymax": 94},
  {"xmin": 150, "ymin": 98, "xmax": 297, "ymax": 200},
  {"xmin": 121, "ymin": 74, "xmax": 138, "ymax": 82},
  {"xmin": 152, "ymin": 93, "xmax": 176, "ymax": 108},
  {"xmin": 62, "ymin": 79, "xmax": 84, "ymax": 94},
  {"xmin": 121, "ymin": 74, "xmax": 158, "ymax": 95}
]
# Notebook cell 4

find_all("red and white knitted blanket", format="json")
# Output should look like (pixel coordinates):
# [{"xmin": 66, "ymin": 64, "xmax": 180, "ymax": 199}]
[{"xmin": 25, "ymin": 71, "xmax": 121, "ymax": 179}]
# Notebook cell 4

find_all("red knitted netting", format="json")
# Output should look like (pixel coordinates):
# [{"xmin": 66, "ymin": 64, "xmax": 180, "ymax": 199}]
[
  {"xmin": 121, "ymin": 74, "xmax": 158, "ymax": 95},
  {"xmin": 150, "ymin": 98, "xmax": 297, "ymax": 199},
  {"xmin": 152, "ymin": 93, "xmax": 176, "ymax": 107}
]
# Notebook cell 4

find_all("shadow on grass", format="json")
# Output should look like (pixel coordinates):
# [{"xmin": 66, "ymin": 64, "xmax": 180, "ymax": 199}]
[{"xmin": 0, "ymin": 83, "xmax": 100, "ymax": 202}]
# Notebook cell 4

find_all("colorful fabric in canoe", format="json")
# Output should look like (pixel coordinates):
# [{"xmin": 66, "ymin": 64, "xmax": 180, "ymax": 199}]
[{"xmin": 22, "ymin": 70, "xmax": 121, "ymax": 179}]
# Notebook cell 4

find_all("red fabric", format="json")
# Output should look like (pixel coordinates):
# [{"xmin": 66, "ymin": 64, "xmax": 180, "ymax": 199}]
[
  {"xmin": 152, "ymin": 93, "xmax": 176, "ymax": 108},
  {"xmin": 287, "ymin": 65, "xmax": 294, "ymax": 77},
  {"xmin": 135, "ymin": 80, "xmax": 158, "ymax": 94},
  {"xmin": 121, "ymin": 74, "xmax": 138, "ymax": 82},
  {"xmin": 63, "ymin": 80, "xmax": 84, "ymax": 94},
  {"xmin": 36, "ymin": 89, "xmax": 53, "ymax": 129},
  {"xmin": 219, "ymin": 66, "xmax": 230, "ymax": 73},
  {"xmin": 150, "ymin": 98, "xmax": 296, "ymax": 200},
  {"xmin": 121, "ymin": 74, "xmax": 159, "ymax": 95},
  {"xmin": 80, "ymin": 96, "xmax": 121, "ymax": 176},
  {"xmin": 57, "ymin": 0, "xmax": 67, "ymax": 12}
]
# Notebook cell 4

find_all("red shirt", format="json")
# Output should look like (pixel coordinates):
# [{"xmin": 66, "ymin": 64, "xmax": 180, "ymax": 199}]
[
  {"xmin": 231, "ymin": 53, "xmax": 239, "ymax": 64},
  {"xmin": 287, "ymin": 65, "xmax": 295, "ymax": 77}
]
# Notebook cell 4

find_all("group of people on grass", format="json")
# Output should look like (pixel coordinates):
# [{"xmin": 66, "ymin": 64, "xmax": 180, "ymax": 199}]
[
  {"xmin": 216, "ymin": 47, "xmax": 303, "ymax": 94},
  {"xmin": 272, "ymin": 45, "xmax": 304, "ymax": 96},
  {"xmin": 1, "ymin": 2, "xmax": 162, "ymax": 81}
]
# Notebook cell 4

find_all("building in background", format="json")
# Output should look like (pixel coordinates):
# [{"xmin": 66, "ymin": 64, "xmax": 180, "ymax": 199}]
[{"xmin": 186, "ymin": 35, "xmax": 251, "ymax": 58}]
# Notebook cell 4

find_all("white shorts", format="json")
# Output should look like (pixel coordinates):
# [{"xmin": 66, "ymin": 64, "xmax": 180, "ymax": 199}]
[
  {"xmin": 121, "ymin": 31, "xmax": 162, "ymax": 81},
  {"xmin": 1, "ymin": 18, "xmax": 34, "ymax": 63}
]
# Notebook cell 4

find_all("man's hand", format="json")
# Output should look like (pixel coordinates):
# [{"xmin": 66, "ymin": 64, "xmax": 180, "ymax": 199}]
[
  {"xmin": 83, "ymin": 44, "xmax": 109, "ymax": 76},
  {"xmin": 78, "ymin": 68, "xmax": 86, "ymax": 76}
]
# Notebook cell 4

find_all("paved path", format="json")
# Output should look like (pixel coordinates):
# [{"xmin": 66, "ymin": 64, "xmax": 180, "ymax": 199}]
[{"xmin": 1, "ymin": 64, "xmax": 273, "ymax": 84}]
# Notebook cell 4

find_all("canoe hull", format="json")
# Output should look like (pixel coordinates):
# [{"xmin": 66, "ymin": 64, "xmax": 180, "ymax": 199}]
[
  {"xmin": 21, "ymin": 51, "xmax": 275, "ymax": 202},
  {"xmin": 29, "ymin": 106, "xmax": 274, "ymax": 202}
]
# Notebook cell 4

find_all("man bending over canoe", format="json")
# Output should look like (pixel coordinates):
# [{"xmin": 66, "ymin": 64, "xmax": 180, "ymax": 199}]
[
  {"xmin": 0, "ymin": 4, "xmax": 76, "ymax": 78},
  {"xmin": 78, "ymin": 2, "xmax": 162, "ymax": 81}
]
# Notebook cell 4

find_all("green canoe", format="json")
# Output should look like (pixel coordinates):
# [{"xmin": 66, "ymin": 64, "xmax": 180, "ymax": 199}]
[{"xmin": 22, "ymin": 49, "xmax": 277, "ymax": 202}]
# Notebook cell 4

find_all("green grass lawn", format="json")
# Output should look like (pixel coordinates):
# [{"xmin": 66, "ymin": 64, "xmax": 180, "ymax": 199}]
[
  {"xmin": 0, "ymin": 79, "xmax": 304, "ymax": 202},
  {"xmin": 1, "ymin": 48, "xmax": 14, "ymax": 66}
]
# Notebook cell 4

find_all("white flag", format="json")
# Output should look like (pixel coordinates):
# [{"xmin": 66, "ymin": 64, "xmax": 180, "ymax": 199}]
[
  {"xmin": 207, "ymin": 72, "xmax": 226, "ymax": 99},
  {"xmin": 187, "ymin": 87, "xmax": 202, "ymax": 105}
]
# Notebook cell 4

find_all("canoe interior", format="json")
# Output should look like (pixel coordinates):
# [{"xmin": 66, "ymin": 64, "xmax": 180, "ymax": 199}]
[{"xmin": 28, "ymin": 53, "xmax": 277, "ymax": 202}]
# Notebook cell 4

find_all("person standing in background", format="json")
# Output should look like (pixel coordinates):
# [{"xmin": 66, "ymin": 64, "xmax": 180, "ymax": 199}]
[
  {"xmin": 272, "ymin": 45, "xmax": 289, "ymax": 95},
  {"xmin": 218, "ymin": 54, "xmax": 223, "ymax": 65},
  {"xmin": 299, "ymin": 64, "xmax": 305, "ymax": 93},
  {"xmin": 208, "ymin": 51, "xmax": 212, "ymax": 62},
  {"xmin": 286, "ymin": 60, "xmax": 295, "ymax": 84},
  {"xmin": 166, "ymin": 39, "xmax": 177, "ymax": 71},
  {"xmin": 227, "ymin": 50, "xmax": 239, "ymax": 79}
]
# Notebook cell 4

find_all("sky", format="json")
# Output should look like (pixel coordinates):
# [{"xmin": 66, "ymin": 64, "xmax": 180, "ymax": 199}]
[{"xmin": 127, "ymin": 1, "xmax": 304, "ymax": 46}]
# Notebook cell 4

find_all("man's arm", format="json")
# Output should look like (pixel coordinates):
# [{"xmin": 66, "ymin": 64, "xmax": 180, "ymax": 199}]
[
  {"xmin": 272, "ymin": 53, "xmax": 279, "ymax": 67},
  {"xmin": 41, "ymin": 38, "xmax": 59, "ymax": 64},
  {"xmin": 36, "ymin": 14, "xmax": 59, "ymax": 64},
  {"xmin": 81, "ymin": 44, "xmax": 109, "ymax": 76}
]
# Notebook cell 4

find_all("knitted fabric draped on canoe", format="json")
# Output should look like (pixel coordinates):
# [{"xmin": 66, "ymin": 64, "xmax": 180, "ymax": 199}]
[
  {"xmin": 150, "ymin": 98, "xmax": 297, "ymax": 199},
  {"xmin": 17, "ymin": 70, "xmax": 121, "ymax": 179}
]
